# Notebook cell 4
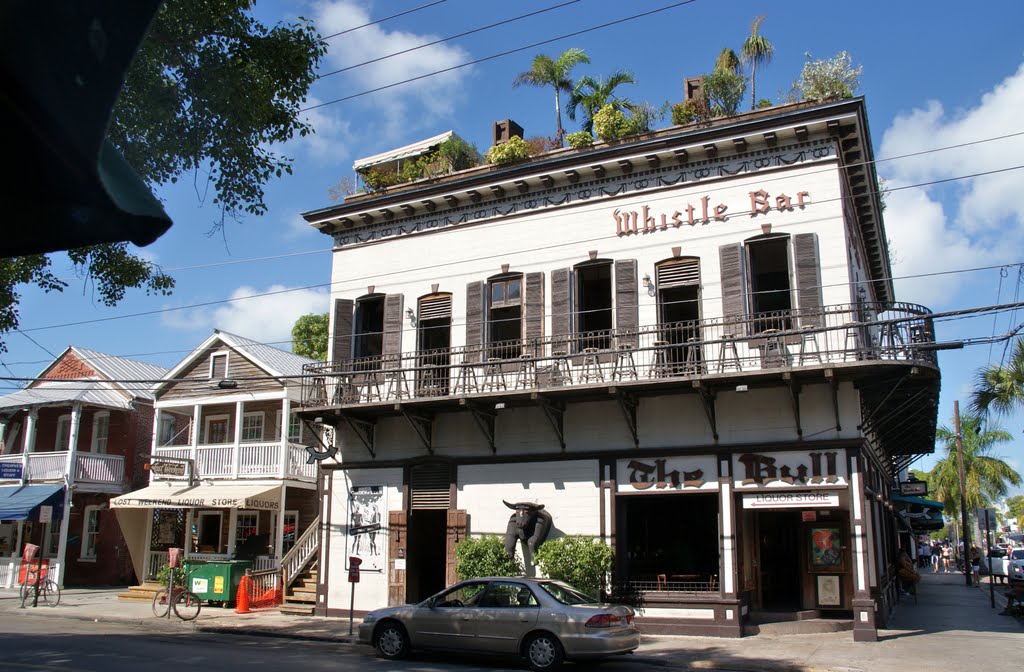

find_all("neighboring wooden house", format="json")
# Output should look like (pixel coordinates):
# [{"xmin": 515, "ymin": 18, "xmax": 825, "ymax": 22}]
[{"xmin": 0, "ymin": 347, "xmax": 167, "ymax": 588}]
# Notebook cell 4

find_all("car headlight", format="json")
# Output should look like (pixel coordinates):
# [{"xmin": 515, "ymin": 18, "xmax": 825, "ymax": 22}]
[{"xmin": 362, "ymin": 612, "xmax": 378, "ymax": 624}]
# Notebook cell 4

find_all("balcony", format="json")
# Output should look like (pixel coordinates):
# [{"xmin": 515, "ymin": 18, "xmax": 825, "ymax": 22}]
[
  {"xmin": 151, "ymin": 441, "xmax": 317, "ymax": 482},
  {"xmin": 0, "ymin": 452, "xmax": 125, "ymax": 488}
]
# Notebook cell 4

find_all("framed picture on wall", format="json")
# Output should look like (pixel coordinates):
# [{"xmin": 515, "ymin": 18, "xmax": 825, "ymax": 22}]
[
  {"xmin": 809, "ymin": 525, "xmax": 844, "ymax": 572},
  {"xmin": 348, "ymin": 486, "xmax": 385, "ymax": 571},
  {"xmin": 816, "ymin": 574, "xmax": 842, "ymax": 607}
]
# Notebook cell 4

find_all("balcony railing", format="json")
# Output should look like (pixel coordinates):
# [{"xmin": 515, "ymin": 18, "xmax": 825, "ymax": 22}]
[
  {"xmin": 0, "ymin": 452, "xmax": 124, "ymax": 486},
  {"xmin": 302, "ymin": 302, "xmax": 937, "ymax": 407},
  {"xmin": 151, "ymin": 441, "xmax": 316, "ymax": 481}
]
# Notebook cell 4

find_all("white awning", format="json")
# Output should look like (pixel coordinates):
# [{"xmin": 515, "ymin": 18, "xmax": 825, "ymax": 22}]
[
  {"xmin": 353, "ymin": 131, "xmax": 453, "ymax": 172},
  {"xmin": 110, "ymin": 483, "xmax": 281, "ymax": 511}
]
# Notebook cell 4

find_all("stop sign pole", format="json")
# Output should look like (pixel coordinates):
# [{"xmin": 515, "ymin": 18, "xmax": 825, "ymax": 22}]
[{"xmin": 348, "ymin": 556, "xmax": 361, "ymax": 635}]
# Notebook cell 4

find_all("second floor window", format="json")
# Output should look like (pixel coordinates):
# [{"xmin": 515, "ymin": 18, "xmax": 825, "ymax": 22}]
[
  {"xmin": 241, "ymin": 412, "xmax": 264, "ymax": 442},
  {"xmin": 353, "ymin": 295, "xmax": 385, "ymax": 364},
  {"xmin": 575, "ymin": 261, "xmax": 613, "ymax": 349},
  {"xmin": 91, "ymin": 412, "xmax": 109, "ymax": 453},
  {"xmin": 489, "ymin": 275, "xmax": 523, "ymax": 358},
  {"xmin": 55, "ymin": 414, "xmax": 71, "ymax": 451}
]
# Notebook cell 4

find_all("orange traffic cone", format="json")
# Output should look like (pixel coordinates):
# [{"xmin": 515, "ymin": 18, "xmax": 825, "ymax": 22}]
[{"xmin": 235, "ymin": 575, "xmax": 251, "ymax": 614}]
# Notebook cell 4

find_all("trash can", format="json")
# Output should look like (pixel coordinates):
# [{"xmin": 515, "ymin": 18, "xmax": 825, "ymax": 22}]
[{"xmin": 183, "ymin": 560, "xmax": 252, "ymax": 604}]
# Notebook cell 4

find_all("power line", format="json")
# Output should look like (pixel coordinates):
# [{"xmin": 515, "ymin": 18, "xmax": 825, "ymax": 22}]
[{"xmin": 320, "ymin": 0, "xmax": 449, "ymax": 41}]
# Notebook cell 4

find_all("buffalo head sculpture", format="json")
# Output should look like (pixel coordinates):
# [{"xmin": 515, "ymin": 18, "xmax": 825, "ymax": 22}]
[{"xmin": 503, "ymin": 500, "xmax": 553, "ymax": 560}]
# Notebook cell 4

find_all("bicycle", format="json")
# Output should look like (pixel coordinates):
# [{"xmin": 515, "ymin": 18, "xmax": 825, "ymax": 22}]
[
  {"xmin": 151, "ymin": 566, "xmax": 202, "ymax": 621},
  {"xmin": 19, "ymin": 563, "xmax": 61, "ymax": 608}
]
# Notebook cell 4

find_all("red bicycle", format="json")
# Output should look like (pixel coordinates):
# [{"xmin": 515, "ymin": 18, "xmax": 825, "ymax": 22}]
[{"xmin": 151, "ymin": 566, "xmax": 202, "ymax": 621}]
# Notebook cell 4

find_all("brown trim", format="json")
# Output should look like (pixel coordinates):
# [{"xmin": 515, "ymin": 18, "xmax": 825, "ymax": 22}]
[{"xmin": 315, "ymin": 469, "xmax": 332, "ymax": 617}]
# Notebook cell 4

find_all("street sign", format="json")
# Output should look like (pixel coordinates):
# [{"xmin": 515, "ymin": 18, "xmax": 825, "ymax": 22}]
[
  {"xmin": 38, "ymin": 505, "xmax": 52, "ymax": 523},
  {"xmin": 150, "ymin": 460, "xmax": 187, "ymax": 477},
  {"xmin": 348, "ymin": 556, "xmax": 362, "ymax": 583},
  {"xmin": 0, "ymin": 462, "xmax": 23, "ymax": 479},
  {"xmin": 899, "ymin": 480, "xmax": 928, "ymax": 496}
]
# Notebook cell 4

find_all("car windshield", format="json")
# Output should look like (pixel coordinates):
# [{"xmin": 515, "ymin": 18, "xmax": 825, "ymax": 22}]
[
  {"xmin": 1011, "ymin": 549, "xmax": 1024, "ymax": 560},
  {"xmin": 536, "ymin": 580, "xmax": 598, "ymax": 605}
]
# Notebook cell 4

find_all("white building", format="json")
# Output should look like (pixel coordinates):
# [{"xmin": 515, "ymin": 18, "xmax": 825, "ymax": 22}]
[{"xmin": 299, "ymin": 98, "xmax": 940, "ymax": 640}]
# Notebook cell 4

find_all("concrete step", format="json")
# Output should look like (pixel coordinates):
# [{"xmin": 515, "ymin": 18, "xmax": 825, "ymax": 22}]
[
  {"xmin": 743, "ymin": 619, "xmax": 853, "ymax": 636},
  {"xmin": 117, "ymin": 583, "xmax": 164, "ymax": 602},
  {"xmin": 284, "ymin": 593, "xmax": 316, "ymax": 604},
  {"xmin": 279, "ymin": 603, "xmax": 315, "ymax": 616}
]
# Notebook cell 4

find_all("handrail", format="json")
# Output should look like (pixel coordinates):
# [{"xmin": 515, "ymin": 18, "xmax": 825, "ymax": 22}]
[{"xmin": 281, "ymin": 514, "xmax": 320, "ymax": 590}]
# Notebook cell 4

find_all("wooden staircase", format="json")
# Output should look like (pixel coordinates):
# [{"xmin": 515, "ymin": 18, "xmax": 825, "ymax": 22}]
[
  {"xmin": 280, "ymin": 564, "xmax": 317, "ymax": 615},
  {"xmin": 117, "ymin": 581, "xmax": 164, "ymax": 602}
]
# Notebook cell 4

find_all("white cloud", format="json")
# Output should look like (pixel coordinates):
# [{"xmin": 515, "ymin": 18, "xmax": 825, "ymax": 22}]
[
  {"xmin": 879, "ymin": 62, "xmax": 1024, "ymax": 307},
  {"xmin": 163, "ymin": 285, "xmax": 329, "ymax": 346}
]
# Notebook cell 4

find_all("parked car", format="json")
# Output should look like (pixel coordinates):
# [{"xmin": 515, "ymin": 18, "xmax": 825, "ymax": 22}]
[
  {"xmin": 984, "ymin": 547, "xmax": 1009, "ymax": 581},
  {"xmin": 358, "ymin": 577, "xmax": 641, "ymax": 671},
  {"xmin": 1008, "ymin": 548, "xmax": 1024, "ymax": 583}
]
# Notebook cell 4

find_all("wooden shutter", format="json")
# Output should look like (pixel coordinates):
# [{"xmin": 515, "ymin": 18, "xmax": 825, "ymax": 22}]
[
  {"xmin": 614, "ymin": 259, "xmax": 638, "ymax": 347},
  {"xmin": 388, "ymin": 510, "xmax": 407, "ymax": 606},
  {"xmin": 465, "ymin": 281, "xmax": 484, "ymax": 363},
  {"xmin": 794, "ymin": 233, "xmax": 824, "ymax": 327},
  {"xmin": 550, "ymin": 268, "xmax": 571, "ymax": 352},
  {"xmin": 445, "ymin": 509, "xmax": 468, "ymax": 587},
  {"xmin": 331, "ymin": 298, "xmax": 354, "ymax": 365},
  {"xmin": 382, "ymin": 293, "xmax": 405, "ymax": 362},
  {"xmin": 418, "ymin": 294, "xmax": 452, "ymax": 321},
  {"xmin": 719, "ymin": 244, "xmax": 746, "ymax": 336},
  {"xmin": 523, "ymin": 272, "xmax": 545, "ymax": 347},
  {"xmin": 656, "ymin": 258, "xmax": 700, "ymax": 287},
  {"xmin": 410, "ymin": 463, "xmax": 451, "ymax": 510}
]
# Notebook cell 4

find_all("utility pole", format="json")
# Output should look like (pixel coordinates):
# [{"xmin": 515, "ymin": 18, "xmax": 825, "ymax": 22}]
[{"xmin": 954, "ymin": 400, "xmax": 972, "ymax": 586}]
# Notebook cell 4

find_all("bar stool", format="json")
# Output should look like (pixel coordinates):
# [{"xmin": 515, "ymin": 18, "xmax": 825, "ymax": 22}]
[
  {"xmin": 716, "ymin": 333, "xmax": 741, "ymax": 372},
  {"xmin": 548, "ymin": 351, "xmax": 572, "ymax": 386},
  {"xmin": 454, "ymin": 361, "xmax": 479, "ymax": 393},
  {"xmin": 797, "ymin": 325, "xmax": 822, "ymax": 364},
  {"xmin": 580, "ymin": 347, "xmax": 604, "ymax": 383},
  {"xmin": 384, "ymin": 367, "xmax": 411, "ymax": 400},
  {"xmin": 481, "ymin": 358, "xmax": 507, "ymax": 391},
  {"xmin": 878, "ymin": 322, "xmax": 906, "ymax": 359},
  {"xmin": 307, "ymin": 376, "xmax": 328, "ymax": 405},
  {"xmin": 842, "ymin": 323, "xmax": 860, "ymax": 361},
  {"xmin": 331, "ymin": 374, "xmax": 356, "ymax": 404},
  {"xmin": 362, "ymin": 372, "xmax": 383, "ymax": 402},
  {"xmin": 760, "ymin": 328, "xmax": 787, "ymax": 367},
  {"xmin": 611, "ymin": 343, "xmax": 638, "ymax": 381},
  {"xmin": 649, "ymin": 340, "xmax": 671, "ymax": 378},
  {"xmin": 514, "ymin": 354, "xmax": 537, "ymax": 389},
  {"xmin": 684, "ymin": 337, "xmax": 705, "ymax": 374}
]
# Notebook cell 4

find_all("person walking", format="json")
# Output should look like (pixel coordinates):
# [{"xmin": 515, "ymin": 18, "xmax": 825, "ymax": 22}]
[
  {"xmin": 931, "ymin": 542, "xmax": 942, "ymax": 573},
  {"xmin": 970, "ymin": 545, "xmax": 981, "ymax": 584},
  {"xmin": 942, "ymin": 542, "xmax": 952, "ymax": 573},
  {"xmin": 919, "ymin": 540, "xmax": 931, "ymax": 568}
]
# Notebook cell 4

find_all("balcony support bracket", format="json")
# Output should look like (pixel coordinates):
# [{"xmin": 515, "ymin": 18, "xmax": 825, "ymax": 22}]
[
  {"xmin": 400, "ymin": 409, "xmax": 434, "ymax": 455},
  {"xmin": 339, "ymin": 415, "xmax": 375, "ymax": 459},
  {"xmin": 464, "ymin": 401, "xmax": 497, "ymax": 454},
  {"xmin": 536, "ymin": 397, "xmax": 566, "ymax": 452},
  {"xmin": 695, "ymin": 383, "xmax": 719, "ymax": 441},
  {"xmin": 826, "ymin": 370, "xmax": 842, "ymax": 432},
  {"xmin": 615, "ymin": 390, "xmax": 639, "ymax": 449},
  {"xmin": 783, "ymin": 373, "xmax": 803, "ymax": 437}
]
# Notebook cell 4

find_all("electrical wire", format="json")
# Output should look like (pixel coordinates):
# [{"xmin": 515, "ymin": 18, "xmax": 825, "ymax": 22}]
[{"xmin": 320, "ymin": 1, "xmax": 449, "ymax": 41}]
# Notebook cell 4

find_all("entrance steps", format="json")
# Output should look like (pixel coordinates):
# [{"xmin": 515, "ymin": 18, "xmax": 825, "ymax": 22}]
[
  {"xmin": 280, "ymin": 566, "xmax": 317, "ymax": 616},
  {"xmin": 743, "ymin": 610, "xmax": 853, "ymax": 635},
  {"xmin": 117, "ymin": 581, "xmax": 164, "ymax": 602}
]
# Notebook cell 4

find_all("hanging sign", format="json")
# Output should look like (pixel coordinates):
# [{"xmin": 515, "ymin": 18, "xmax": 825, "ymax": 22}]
[
  {"xmin": 0, "ymin": 463, "xmax": 22, "ymax": 479},
  {"xmin": 899, "ymin": 481, "xmax": 928, "ymax": 496}
]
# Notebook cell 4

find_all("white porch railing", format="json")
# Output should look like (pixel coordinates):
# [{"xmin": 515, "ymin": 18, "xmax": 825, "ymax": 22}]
[
  {"xmin": 0, "ymin": 452, "xmax": 123, "ymax": 486},
  {"xmin": 75, "ymin": 454, "xmax": 124, "ymax": 485},
  {"xmin": 196, "ymin": 446, "xmax": 234, "ymax": 478},
  {"xmin": 281, "ymin": 514, "xmax": 320, "ymax": 590},
  {"xmin": 0, "ymin": 557, "xmax": 62, "ymax": 589},
  {"xmin": 151, "ymin": 441, "xmax": 316, "ymax": 481}
]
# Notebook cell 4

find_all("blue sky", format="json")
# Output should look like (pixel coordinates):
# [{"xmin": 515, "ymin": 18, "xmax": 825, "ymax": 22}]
[{"xmin": 5, "ymin": 0, "xmax": 1023, "ymax": 493}]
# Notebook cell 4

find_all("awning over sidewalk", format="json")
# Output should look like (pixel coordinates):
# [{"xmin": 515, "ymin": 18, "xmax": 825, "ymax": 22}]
[
  {"xmin": 0, "ymin": 484, "xmax": 65, "ymax": 521},
  {"xmin": 893, "ymin": 494, "xmax": 945, "ymax": 532},
  {"xmin": 110, "ymin": 483, "xmax": 281, "ymax": 511}
]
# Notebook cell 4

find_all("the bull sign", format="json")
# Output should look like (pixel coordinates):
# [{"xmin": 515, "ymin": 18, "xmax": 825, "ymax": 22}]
[{"xmin": 503, "ymin": 500, "xmax": 553, "ymax": 561}]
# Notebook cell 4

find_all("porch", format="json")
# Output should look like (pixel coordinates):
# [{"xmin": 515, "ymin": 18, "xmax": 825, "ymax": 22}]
[
  {"xmin": 150, "ymin": 442, "xmax": 316, "ymax": 481},
  {"xmin": 0, "ymin": 452, "xmax": 125, "ymax": 489}
]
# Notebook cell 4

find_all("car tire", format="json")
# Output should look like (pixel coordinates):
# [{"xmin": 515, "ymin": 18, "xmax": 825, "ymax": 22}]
[
  {"xmin": 374, "ymin": 621, "xmax": 410, "ymax": 660},
  {"xmin": 525, "ymin": 632, "xmax": 564, "ymax": 671}
]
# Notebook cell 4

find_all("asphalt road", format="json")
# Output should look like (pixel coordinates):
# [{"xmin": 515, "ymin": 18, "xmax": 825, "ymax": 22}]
[{"xmin": 0, "ymin": 614, "xmax": 657, "ymax": 672}]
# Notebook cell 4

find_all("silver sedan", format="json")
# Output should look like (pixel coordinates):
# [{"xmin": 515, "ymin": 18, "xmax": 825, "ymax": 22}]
[{"xmin": 358, "ymin": 577, "xmax": 640, "ymax": 670}]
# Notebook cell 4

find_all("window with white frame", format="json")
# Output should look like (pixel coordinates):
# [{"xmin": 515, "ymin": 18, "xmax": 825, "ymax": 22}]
[
  {"xmin": 210, "ymin": 352, "xmax": 228, "ymax": 379},
  {"xmin": 235, "ymin": 511, "xmax": 258, "ymax": 545},
  {"xmin": 158, "ymin": 415, "xmax": 176, "ymax": 446},
  {"xmin": 288, "ymin": 416, "xmax": 302, "ymax": 443},
  {"xmin": 55, "ymin": 414, "xmax": 71, "ymax": 451},
  {"xmin": 81, "ymin": 505, "xmax": 101, "ymax": 559},
  {"xmin": 44, "ymin": 521, "xmax": 60, "ymax": 558},
  {"xmin": 487, "ymin": 274, "xmax": 523, "ymax": 359},
  {"xmin": 240, "ymin": 412, "xmax": 264, "ymax": 442},
  {"xmin": 91, "ymin": 412, "xmax": 109, "ymax": 453}
]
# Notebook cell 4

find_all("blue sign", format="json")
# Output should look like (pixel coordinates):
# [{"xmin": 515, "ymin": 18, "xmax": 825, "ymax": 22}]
[{"xmin": 0, "ymin": 463, "xmax": 23, "ymax": 479}]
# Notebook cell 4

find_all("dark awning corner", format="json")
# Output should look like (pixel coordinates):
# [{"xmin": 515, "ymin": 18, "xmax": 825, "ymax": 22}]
[{"xmin": 0, "ymin": 484, "xmax": 66, "ymax": 521}]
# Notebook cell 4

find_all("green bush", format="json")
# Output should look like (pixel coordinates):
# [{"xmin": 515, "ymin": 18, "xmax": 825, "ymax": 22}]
[
  {"xmin": 702, "ymin": 68, "xmax": 746, "ymax": 117},
  {"xmin": 485, "ymin": 135, "xmax": 532, "ymax": 166},
  {"xmin": 155, "ymin": 564, "xmax": 185, "ymax": 588},
  {"xmin": 566, "ymin": 131, "xmax": 594, "ymax": 149},
  {"xmin": 359, "ymin": 168, "xmax": 401, "ymax": 191},
  {"xmin": 592, "ymin": 104, "xmax": 629, "ymax": 142},
  {"xmin": 798, "ymin": 51, "xmax": 862, "ymax": 101},
  {"xmin": 436, "ymin": 135, "xmax": 479, "ymax": 171},
  {"xmin": 671, "ymin": 98, "xmax": 710, "ymax": 125},
  {"xmin": 756, "ymin": 98, "xmax": 773, "ymax": 109},
  {"xmin": 455, "ymin": 535, "xmax": 523, "ymax": 580},
  {"xmin": 533, "ymin": 536, "xmax": 613, "ymax": 598}
]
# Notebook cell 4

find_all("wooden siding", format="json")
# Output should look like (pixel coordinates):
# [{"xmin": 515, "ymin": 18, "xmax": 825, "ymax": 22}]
[{"xmin": 160, "ymin": 346, "xmax": 283, "ymax": 401}]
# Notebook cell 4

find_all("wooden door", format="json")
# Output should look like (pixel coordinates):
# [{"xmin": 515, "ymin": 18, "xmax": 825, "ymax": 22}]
[
  {"xmin": 445, "ymin": 509, "xmax": 468, "ymax": 587},
  {"xmin": 388, "ymin": 510, "xmax": 407, "ymax": 606}
]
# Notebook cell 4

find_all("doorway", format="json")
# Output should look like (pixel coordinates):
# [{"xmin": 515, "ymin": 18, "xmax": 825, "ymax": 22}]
[
  {"xmin": 757, "ymin": 510, "xmax": 802, "ymax": 610},
  {"xmin": 406, "ymin": 509, "xmax": 447, "ymax": 601},
  {"xmin": 656, "ymin": 258, "xmax": 701, "ymax": 371}
]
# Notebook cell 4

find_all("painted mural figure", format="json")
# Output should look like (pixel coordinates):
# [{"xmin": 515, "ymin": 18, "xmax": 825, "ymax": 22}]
[{"xmin": 503, "ymin": 500, "xmax": 553, "ymax": 561}]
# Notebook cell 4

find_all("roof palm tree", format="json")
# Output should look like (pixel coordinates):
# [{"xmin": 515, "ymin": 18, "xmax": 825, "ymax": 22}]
[
  {"xmin": 566, "ymin": 70, "xmax": 636, "ymax": 135},
  {"xmin": 512, "ymin": 48, "xmax": 590, "ymax": 144},
  {"xmin": 714, "ymin": 48, "xmax": 741, "ymax": 75},
  {"xmin": 741, "ymin": 15, "xmax": 774, "ymax": 110},
  {"xmin": 930, "ymin": 413, "xmax": 1021, "ymax": 519},
  {"xmin": 970, "ymin": 338, "xmax": 1024, "ymax": 418}
]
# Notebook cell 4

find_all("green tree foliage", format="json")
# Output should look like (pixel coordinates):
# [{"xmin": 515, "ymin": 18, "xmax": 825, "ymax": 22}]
[
  {"xmin": 928, "ymin": 413, "xmax": 1022, "ymax": 518},
  {"xmin": 702, "ymin": 68, "xmax": 746, "ymax": 117},
  {"xmin": 798, "ymin": 51, "xmax": 862, "ymax": 101},
  {"xmin": 534, "ymin": 536, "xmax": 613, "ymax": 598},
  {"xmin": 741, "ymin": 15, "xmax": 774, "ymax": 110},
  {"xmin": 291, "ymin": 313, "xmax": 329, "ymax": 361},
  {"xmin": 565, "ymin": 131, "xmax": 594, "ymax": 149},
  {"xmin": 1006, "ymin": 495, "xmax": 1024, "ymax": 526},
  {"xmin": 0, "ymin": 0, "xmax": 326, "ymax": 353},
  {"xmin": 485, "ymin": 136, "xmax": 532, "ymax": 165},
  {"xmin": 512, "ymin": 48, "xmax": 590, "ymax": 144},
  {"xmin": 714, "ymin": 48, "xmax": 741, "ymax": 75},
  {"xmin": 971, "ymin": 339, "xmax": 1024, "ymax": 418},
  {"xmin": 671, "ymin": 98, "xmax": 711, "ymax": 125},
  {"xmin": 592, "ymin": 105, "xmax": 629, "ymax": 142},
  {"xmin": 566, "ymin": 70, "xmax": 636, "ymax": 135},
  {"xmin": 455, "ymin": 535, "xmax": 523, "ymax": 580}
]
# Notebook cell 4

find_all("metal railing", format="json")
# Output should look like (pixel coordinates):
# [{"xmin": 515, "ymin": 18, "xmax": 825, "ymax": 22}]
[{"xmin": 302, "ymin": 302, "xmax": 937, "ymax": 407}]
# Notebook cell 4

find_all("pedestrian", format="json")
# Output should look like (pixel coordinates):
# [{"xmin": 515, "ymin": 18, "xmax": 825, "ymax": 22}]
[
  {"xmin": 970, "ymin": 546, "xmax": 981, "ymax": 584},
  {"xmin": 931, "ymin": 542, "xmax": 941, "ymax": 573},
  {"xmin": 942, "ymin": 543, "xmax": 952, "ymax": 572},
  {"xmin": 919, "ymin": 540, "xmax": 931, "ymax": 568}
]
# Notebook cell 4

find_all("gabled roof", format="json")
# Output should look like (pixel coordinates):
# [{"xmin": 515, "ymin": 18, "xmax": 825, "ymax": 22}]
[
  {"xmin": 154, "ymin": 330, "xmax": 318, "ymax": 396},
  {"xmin": 72, "ymin": 346, "xmax": 170, "ymax": 399},
  {"xmin": 0, "ymin": 380, "xmax": 142, "ymax": 412}
]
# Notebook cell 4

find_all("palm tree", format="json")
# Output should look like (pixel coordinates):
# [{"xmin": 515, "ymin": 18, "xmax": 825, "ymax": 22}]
[
  {"xmin": 714, "ymin": 48, "xmax": 741, "ymax": 75},
  {"xmin": 512, "ymin": 48, "xmax": 590, "ymax": 144},
  {"xmin": 929, "ymin": 413, "xmax": 1021, "ymax": 519},
  {"xmin": 566, "ymin": 70, "xmax": 636, "ymax": 135},
  {"xmin": 970, "ymin": 338, "xmax": 1024, "ymax": 417},
  {"xmin": 741, "ymin": 15, "xmax": 774, "ymax": 110}
]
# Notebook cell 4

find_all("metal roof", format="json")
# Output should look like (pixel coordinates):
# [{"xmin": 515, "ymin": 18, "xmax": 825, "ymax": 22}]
[
  {"xmin": 0, "ymin": 380, "xmax": 138, "ymax": 412},
  {"xmin": 215, "ymin": 330, "xmax": 318, "ymax": 379},
  {"xmin": 353, "ymin": 131, "xmax": 454, "ymax": 172},
  {"xmin": 72, "ymin": 346, "xmax": 169, "ymax": 400}
]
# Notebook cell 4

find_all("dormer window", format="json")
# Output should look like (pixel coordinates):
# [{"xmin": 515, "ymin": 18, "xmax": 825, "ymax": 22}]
[{"xmin": 210, "ymin": 353, "xmax": 228, "ymax": 379}]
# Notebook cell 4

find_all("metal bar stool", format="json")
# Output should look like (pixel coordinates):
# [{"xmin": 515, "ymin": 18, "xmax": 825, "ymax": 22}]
[
  {"xmin": 579, "ymin": 347, "xmax": 604, "ymax": 383},
  {"xmin": 481, "ymin": 358, "xmax": 507, "ymax": 391},
  {"xmin": 648, "ymin": 340, "xmax": 671, "ymax": 378},
  {"xmin": 684, "ymin": 337, "xmax": 705, "ymax": 374},
  {"xmin": 797, "ymin": 325, "xmax": 822, "ymax": 364},
  {"xmin": 362, "ymin": 371, "xmax": 383, "ymax": 402},
  {"xmin": 548, "ymin": 351, "xmax": 572, "ymax": 386},
  {"xmin": 611, "ymin": 343, "xmax": 638, "ymax": 381},
  {"xmin": 454, "ymin": 361, "xmax": 479, "ymax": 393},
  {"xmin": 385, "ymin": 367, "xmax": 410, "ymax": 400},
  {"xmin": 716, "ymin": 333, "xmax": 741, "ymax": 372},
  {"xmin": 514, "ymin": 354, "xmax": 537, "ymax": 389},
  {"xmin": 842, "ymin": 323, "xmax": 860, "ymax": 361},
  {"xmin": 878, "ymin": 322, "xmax": 906, "ymax": 359},
  {"xmin": 760, "ymin": 328, "xmax": 787, "ymax": 367}
]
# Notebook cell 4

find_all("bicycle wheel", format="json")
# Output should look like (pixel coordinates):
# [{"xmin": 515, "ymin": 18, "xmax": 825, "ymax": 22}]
[
  {"xmin": 152, "ymin": 589, "xmax": 170, "ymax": 617},
  {"xmin": 39, "ymin": 579, "xmax": 60, "ymax": 607},
  {"xmin": 18, "ymin": 582, "xmax": 28, "ymax": 606},
  {"xmin": 172, "ymin": 590, "xmax": 202, "ymax": 621}
]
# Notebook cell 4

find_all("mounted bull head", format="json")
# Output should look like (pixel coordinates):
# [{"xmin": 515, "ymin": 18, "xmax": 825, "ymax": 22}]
[{"xmin": 503, "ymin": 500, "xmax": 553, "ymax": 560}]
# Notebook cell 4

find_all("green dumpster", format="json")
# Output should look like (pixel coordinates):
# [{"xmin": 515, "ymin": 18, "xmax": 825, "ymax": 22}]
[{"xmin": 184, "ymin": 560, "xmax": 252, "ymax": 604}]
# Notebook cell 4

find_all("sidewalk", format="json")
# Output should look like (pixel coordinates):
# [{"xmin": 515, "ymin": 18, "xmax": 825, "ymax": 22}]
[{"xmin": 2, "ymin": 572, "xmax": 1021, "ymax": 671}]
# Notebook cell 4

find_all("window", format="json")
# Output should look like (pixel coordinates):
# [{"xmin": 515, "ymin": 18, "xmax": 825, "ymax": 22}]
[
  {"xmin": 158, "ymin": 415, "xmax": 176, "ymax": 446},
  {"xmin": 240, "ymin": 412, "xmax": 264, "ymax": 442},
  {"xmin": 44, "ymin": 521, "xmax": 60, "ymax": 558},
  {"xmin": 235, "ymin": 511, "xmax": 258, "ymax": 546},
  {"xmin": 81, "ymin": 505, "xmax": 101, "ymax": 560},
  {"xmin": 288, "ymin": 416, "xmax": 302, "ymax": 443},
  {"xmin": 204, "ymin": 415, "xmax": 230, "ymax": 444},
  {"xmin": 488, "ymin": 275, "xmax": 523, "ymax": 358},
  {"xmin": 747, "ymin": 235, "xmax": 793, "ymax": 323},
  {"xmin": 353, "ymin": 295, "xmax": 385, "ymax": 365},
  {"xmin": 195, "ymin": 511, "xmax": 223, "ymax": 553},
  {"xmin": 271, "ymin": 510, "xmax": 300, "ymax": 553},
  {"xmin": 210, "ymin": 352, "xmax": 228, "ymax": 379},
  {"xmin": 55, "ymin": 414, "xmax": 71, "ymax": 451},
  {"xmin": 575, "ymin": 261, "xmax": 613, "ymax": 350},
  {"xmin": 91, "ymin": 412, "xmax": 109, "ymax": 453}
]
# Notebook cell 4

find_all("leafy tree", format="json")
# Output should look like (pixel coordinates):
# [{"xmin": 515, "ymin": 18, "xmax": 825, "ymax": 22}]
[
  {"xmin": 485, "ymin": 136, "xmax": 532, "ymax": 165},
  {"xmin": 291, "ymin": 313, "xmax": 329, "ymax": 361},
  {"xmin": 702, "ymin": 68, "xmax": 746, "ymax": 117},
  {"xmin": 1006, "ymin": 495, "xmax": 1024, "ymax": 525},
  {"xmin": 566, "ymin": 70, "xmax": 636, "ymax": 135},
  {"xmin": 714, "ymin": 48, "xmax": 741, "ymax": 75},
  {"xmin": 533, "ymin": 536, "xmax": 613, "ymax": 598},
  {"xmin": 741, "ymin": 15, "xmax": 774, "ymax": 110},
  {"xmin": 0, "ymin": 0, "xmax": 326, "ymax": 353},
  {"xmin": 592, "ymin": 105, "xmax": 629, "ymax": 142},
  {"xmin": 455, "ymin": 535, "xmax": 523, "ymax": 580},
  {"xmin": 512, "ymin": 48, "xmax": 590, "ymax": 144},
  {"xmin": 798, "ymin": 51, "xmax": 862, "ymax": 101},
  {"xmin": 929, "ymin": 413, "xmax": 1022, "ymax": 519},
  {"xmin": 971, "ymin": 338, "xmax": 1024, "ymax": 418}
]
